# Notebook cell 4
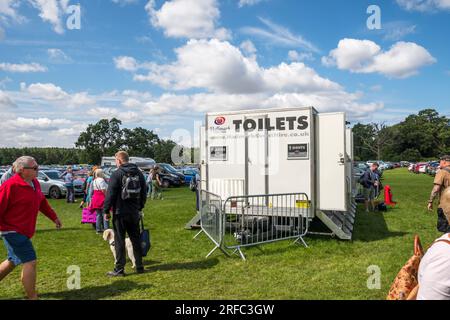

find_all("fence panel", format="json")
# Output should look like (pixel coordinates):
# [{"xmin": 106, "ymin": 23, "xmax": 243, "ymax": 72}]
[
  {"xmin": 199, "ymin": 190, "xmax": 223, "ymax": 257},
  {"xmin": 222, "ymin": 193, "xmax": 309, "ymax": 259}
]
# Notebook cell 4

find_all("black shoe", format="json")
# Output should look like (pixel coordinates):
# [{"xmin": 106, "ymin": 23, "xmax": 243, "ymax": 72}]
[
  {"xmin": 136, "ymin": 268, "xmax": 145, "ymax": 274},
  {"xmin": 107, "ymin": 269, "xmax": 125, "ymax": 277}
]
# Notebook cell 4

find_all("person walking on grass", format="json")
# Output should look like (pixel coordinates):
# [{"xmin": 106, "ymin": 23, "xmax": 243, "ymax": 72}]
[
  {"xmin": 103, "ymin": 151, "xmax": 146, "ymax": 276},
  {"xmin": 360, "ymin": 162, "xmax": 380, "ymax": 212},
  {"xmin": 146, "ymin": 168, "xmax": 153, "ymax": 198},
  {"xmin": 428, "ymin": 155, "xmax": 450, "ymax": 233},
  {"xmin": 151, "ymin": 165, "xmax": 163, "ymax": 200},
  {"xmin": 0, "ymin": 156, "xmax": 62, "ymax": 300},
  {"xmin": 90, "ymin": 169, "xmax": 110, "ymax": 234},
  {"xmin": 63, "ymin": 166, "xmax": 76, "ymax": 203}
]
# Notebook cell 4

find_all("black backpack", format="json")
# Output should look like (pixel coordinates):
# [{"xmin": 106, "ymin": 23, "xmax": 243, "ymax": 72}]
[
  {"xmin": 121, "ymin": 170, "xmax": 141, "ymax": 200},
  {"xmin": 377, "ymin": 202, "xmax": 387, "ymax": 212}
]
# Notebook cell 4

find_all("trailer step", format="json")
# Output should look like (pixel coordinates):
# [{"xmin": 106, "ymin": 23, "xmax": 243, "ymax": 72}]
[
  {"xmin": 315, "ymin": 210, "xmax": 355, "ymax": 240},
  {"xmin": 185, "ymin": 212, "xmax": 201, "ymax": 229}
]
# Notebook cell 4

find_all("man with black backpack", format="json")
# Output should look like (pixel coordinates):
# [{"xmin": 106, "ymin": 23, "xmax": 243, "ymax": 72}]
[
  {"xmin": 428, "ymin": 155, "xmax": 450, "ymax": 233},
  {"xmin": 103, "ymin": 151, "xmax": 147, "ymax": 276}
]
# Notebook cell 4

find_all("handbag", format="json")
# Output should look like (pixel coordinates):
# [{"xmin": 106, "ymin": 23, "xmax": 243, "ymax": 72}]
[
  {"xmin": 139, "ymin": 213, "xmax": 151, "ymax": 257},
  {"xmin": 387, "ymin": 235, "xmax": 424, "ymax": 300},
  {"xmin": 81, "ymin": 207, "xmax": 97, "ymax": 224}
]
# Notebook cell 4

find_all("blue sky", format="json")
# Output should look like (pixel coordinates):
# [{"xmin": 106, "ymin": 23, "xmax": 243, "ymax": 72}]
[{"xmin": 0, "ymin": 0, "xmax": 449, "ymax": 147}]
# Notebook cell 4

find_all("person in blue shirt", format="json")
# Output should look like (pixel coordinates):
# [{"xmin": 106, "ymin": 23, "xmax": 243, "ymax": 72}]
[{"xmin": 63, "ymin": 167, "xmax": 75, "ymax": 203}]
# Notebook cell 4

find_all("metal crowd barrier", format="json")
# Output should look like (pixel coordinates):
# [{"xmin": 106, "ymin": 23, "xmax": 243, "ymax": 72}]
[
  {"xmin": 195, "ymin": 190, "xmax": 227, "ymax": 258},
  {"xmin": 197, "ymin": 190, "xmax": 310, "ymax": 260}
]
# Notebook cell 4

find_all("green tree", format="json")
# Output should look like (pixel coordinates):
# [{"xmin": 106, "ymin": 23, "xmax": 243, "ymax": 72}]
[
  {"xmin": 352, "ymin": 122, "xmax": 393, "ymax": 160},
  {"xmin": 154, "ymin": 140, "xmax": 177, "ymax": 164},
  {"xmin": 75, "ymin": 118, "xmax": 124, "ymax": 164},
  {"xmin": 122, "ymin": 127, "xmax": 160, "ymax": 158}
]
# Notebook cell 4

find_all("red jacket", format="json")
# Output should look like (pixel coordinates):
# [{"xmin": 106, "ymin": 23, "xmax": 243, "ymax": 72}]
[{"xmin": 0, "ymin": 174, "xmax": 58, "ymax": 239}]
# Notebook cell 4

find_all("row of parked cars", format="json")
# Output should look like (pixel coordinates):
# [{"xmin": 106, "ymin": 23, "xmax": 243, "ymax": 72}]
[
  {"xmin": 408, "ymin": 161, "xmax": 440, "ymax": 176},
  {"xmin": 0, "ymin": 162, "xmax": 200, "ymax": 200}
]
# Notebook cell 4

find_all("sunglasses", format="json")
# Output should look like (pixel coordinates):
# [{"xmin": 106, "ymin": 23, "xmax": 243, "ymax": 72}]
[{"xmin": 24, "ymin": 166, "xmax": 39, "ymax": 171}]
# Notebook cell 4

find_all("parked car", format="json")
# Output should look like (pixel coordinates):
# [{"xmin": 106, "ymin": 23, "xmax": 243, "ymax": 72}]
[
  {"xmin": 178, "ymin": 168, "xmax": 199, "ymax": 185},
  {"xmin": 143, "ymin": 169, "xmax": 184, "ymax": 188},
  {"xmin": 414, "ymin": 162, "xmax": 428, "ymax": 174},
  {"xmin": 426, "ymin": 161, "xmax": 440, "ymax": 176},
  {"xmin": 158, "ymin": 163, "xmax": 185, "ymax": 185},
  {"xmin": 73, "ymin": 171, "xmax": 88, "ymax": 195},
  {"xmin": 38, "ymin": 170, "xmax": 68, "ymax": 199},
  {"xmin": 354, "ymin": 162, "xmax": 369, "ymax": 171}
]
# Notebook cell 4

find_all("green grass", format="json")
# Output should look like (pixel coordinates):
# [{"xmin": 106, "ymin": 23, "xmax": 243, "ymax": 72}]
[{"xmin": 0, "ymin": 169, "xmax": 441, "ymax": 300}]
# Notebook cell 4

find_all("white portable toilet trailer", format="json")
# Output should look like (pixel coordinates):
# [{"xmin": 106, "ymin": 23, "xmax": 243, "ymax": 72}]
[{"xmin": 198, "ymin": 106, "xmax": 356, "ymax": 240}]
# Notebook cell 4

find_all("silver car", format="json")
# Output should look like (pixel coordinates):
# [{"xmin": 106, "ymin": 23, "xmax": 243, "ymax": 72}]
[{"xmin": 38, "ymin": 170, "xmax": 67, "ymax": 199}]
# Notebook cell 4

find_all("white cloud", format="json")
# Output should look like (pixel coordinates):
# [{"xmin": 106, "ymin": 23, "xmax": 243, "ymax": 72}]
[
  {"xmin": 145, "ymin": 0, "xmax": 231, "ymax": 40},
  {"xmin": 396, "ymin": 0, "xmax": 450, "ymax": 11},
  {"xmin": 0, "ymin": 1, "xmax": 25, "ymax": 41},
  {"xmin": 47, "ymin": 48, "xmax": 72, "ymax": 63},
  {"xmin": 240, "ymin": 40, "xmax": 257, "ymax": 56},
  {"xmin": 22, "ymin": 82, "xmax": 69, "ymax": 100},
  {"xmin": 17, "ymin": 133, "xmax": 43, "ymax": 144},
  {"xmin": 322, "ymin": 39, "xmax": 436, "ymax": 78},
  {"xmin": 238, "ymin": 0, "xmax": 263, "ymax": 7},
  {"xmin": 0, "ymin": 62, "xmax": 47, "ymax": 72},
  {"xmin": 381, "ymin": 22, "xmax": 416, "ymax": 41},
  {"xmin": 0, "ymin": 90, "xmax": 17, "ymax": 109},
  {"xmin": 112, "ymin": 39, "xmax": 383, "ymax": 120},
  {"xmin": 55, "ymin": 123, "xmax": 87, "ymax": 137},
  {"xmin": 131, "ymin": 39, "xmax": 339, "ymax": 94},
  {"xmin": 288, "ymin": 50, "xmax": 314, "ymax": 62},
  {"xmin": 0, "ymin": 0, "xmax": 25, "ymax": 23},
  {"xmin": 6, "ymin": 117, "xmax": 72, "ymax": 131},
  {"xmin": 241, "ymin": 17, "xmax": 319, "ymax": 53},
  {"xmin": 87, "ymin": 107, "xmax": 141, "ymax": 122},
  {"xmin": 28, "ymin": 0, "xmax": 70, "ymax": 34},
  {"xmin": 114, "ymin": 56, "xmax": 139, "ymax": 71}
]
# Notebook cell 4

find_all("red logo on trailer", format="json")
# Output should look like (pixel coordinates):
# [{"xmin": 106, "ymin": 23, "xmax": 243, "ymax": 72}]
[{"xmin": 215, "ymin": 117, "xmax": 226, "ymax": 125}]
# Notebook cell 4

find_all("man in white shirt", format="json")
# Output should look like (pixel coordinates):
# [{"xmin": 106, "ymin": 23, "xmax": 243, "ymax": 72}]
[{"xmin": 417, "ymin": 187, "xmax": 450, "ymax": 300}]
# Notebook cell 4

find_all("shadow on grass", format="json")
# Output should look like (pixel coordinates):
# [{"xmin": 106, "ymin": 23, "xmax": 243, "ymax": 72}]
[
  {"xmin": 352, "ymin": 211, "xmax": 408, "ymax": 242},
  {"xmin": 144, "ymin": 258, "xmax": 219, "ymax": 273},
  {"xmin": 39, "ymin": 280, "xmax": 151, "ymax": 300}
]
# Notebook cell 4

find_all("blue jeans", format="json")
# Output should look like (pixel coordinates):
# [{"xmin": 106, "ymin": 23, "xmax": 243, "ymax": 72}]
[
  {"xmin": 96, "ymin": 209, "xmax": 110, "ymax": 232},
  {"xmin": 66, "ymin": 185, "xmax": 75, "ymax": 203},
  {"xmin": 147, "ymin": 182, "xmax": 152, "ymax": 197},
  {"xmin": 2, "ymin": 233, "xmax": 36, "ymax": 266}
]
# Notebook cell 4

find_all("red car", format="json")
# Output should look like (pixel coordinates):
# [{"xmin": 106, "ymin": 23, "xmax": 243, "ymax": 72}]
[{"xmin": 414, "ymin": 162, "xmax": 428, "ymax": 174}]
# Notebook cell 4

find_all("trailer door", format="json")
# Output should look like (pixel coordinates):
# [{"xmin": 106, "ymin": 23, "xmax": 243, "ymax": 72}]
[
  {"xmin": 317, "ymin": 113, "xmax": 347, "ymax": 211},
  {"xmin": 246, "ymin": 115, "xmax": 268, "ymax": 196}
]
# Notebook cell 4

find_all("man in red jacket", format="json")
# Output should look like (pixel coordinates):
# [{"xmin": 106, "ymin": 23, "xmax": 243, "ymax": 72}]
[{"xmin": 0, "ymin": 156, "xmax": 62, "ymax": 300}]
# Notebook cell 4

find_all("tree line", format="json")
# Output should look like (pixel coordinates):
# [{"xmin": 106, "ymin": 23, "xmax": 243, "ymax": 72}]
[
  {"xmin": 353, "ymin": 109, "xmax": 450, "ymax": 162},
  {"xmin": 0, "ymin": 118, "xmax": 183, "ymax": 165}
]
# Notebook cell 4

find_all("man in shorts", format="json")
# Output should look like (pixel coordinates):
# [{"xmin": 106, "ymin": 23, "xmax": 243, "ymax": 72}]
[
  {"xmin": 428, "ymin": 155, "xmax": 450, "ymax": 233},
  {"xmin": 0, "ymin": 156, "xmax": 62, "ymax": 299},
  {"xmin": 360, "ymin": 162, "xmax": 380, "ymax": 212}
]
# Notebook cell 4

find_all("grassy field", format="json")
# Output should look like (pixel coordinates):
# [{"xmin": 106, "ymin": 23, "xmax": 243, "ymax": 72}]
[{"xmin": 0, "ymin": 168, "xmax": 441, "ymax": 300}]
